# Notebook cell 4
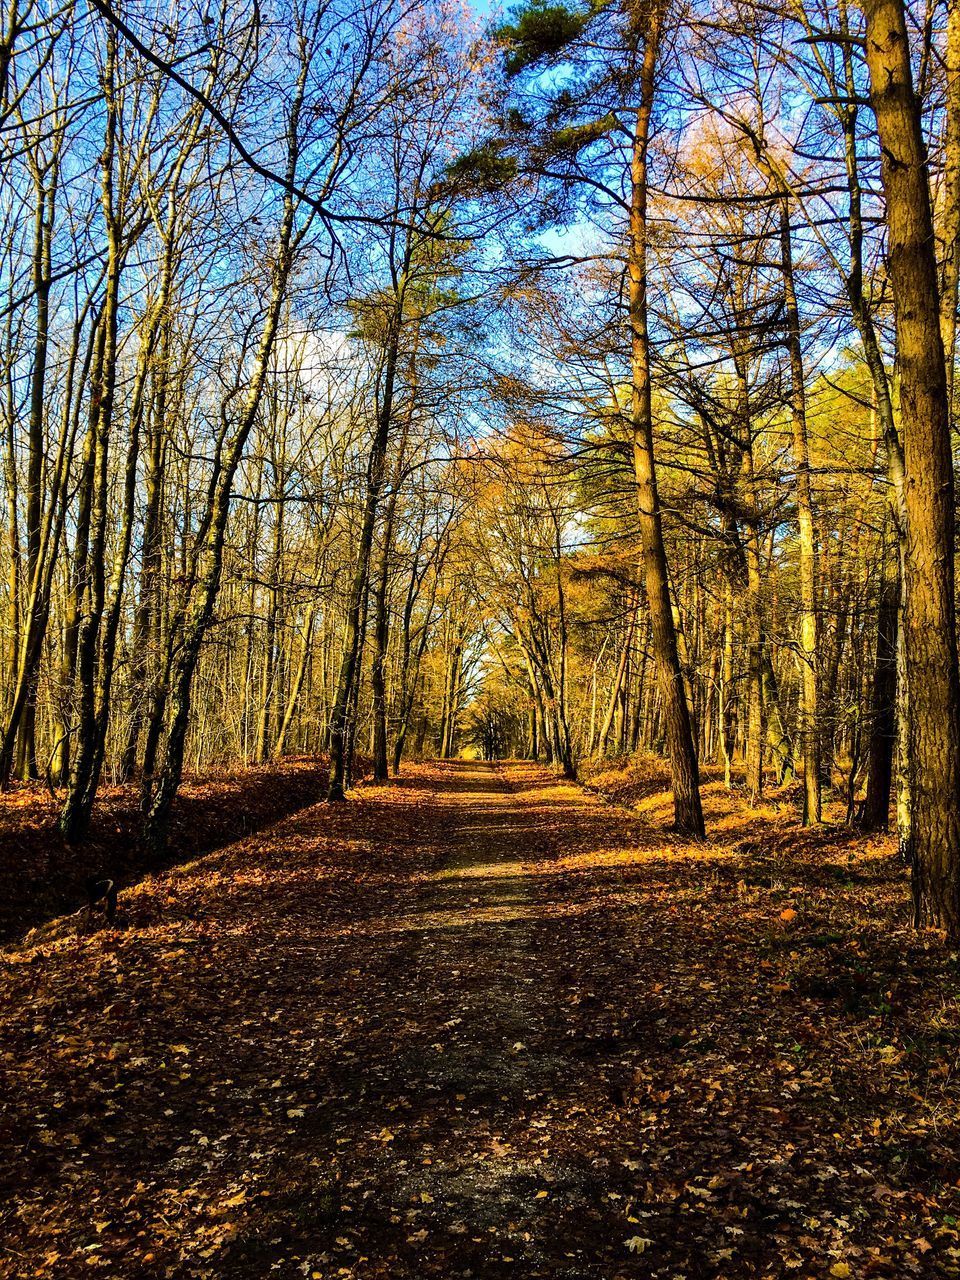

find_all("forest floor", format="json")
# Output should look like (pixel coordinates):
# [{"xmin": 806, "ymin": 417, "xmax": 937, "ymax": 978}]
[
  {"xmin": 0, "ymin": 757, "xmax": 329, "ymax": 942},
  {"xmin": 2, "ymin": 761, "xmax": 960, "ymax": 1279}
]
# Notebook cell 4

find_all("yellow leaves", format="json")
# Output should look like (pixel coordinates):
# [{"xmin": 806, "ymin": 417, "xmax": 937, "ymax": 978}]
[
  {"xmin": 779, "ymin": 908, "xmax": 798, "ymax": 924},
  {"xmin": 829, "ymin": 1264, "xmax": 851, "ymax": 1278},
  {"xmin": 625, "ymin": 1236, "xmax": 652, "ymax": 1254},
  {"xmin": 40, "ymin": 1130, "xmax": 80, "ymax": 1146}
]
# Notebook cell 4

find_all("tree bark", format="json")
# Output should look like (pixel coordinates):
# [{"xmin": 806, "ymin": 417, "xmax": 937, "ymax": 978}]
[
  {"xmin": 778, "ymin": 197, "xmax": 821, "ymax": 822},
  {"xmin": 628, "ymin": 7, "xmax": 704, "ymax": 837},
  {"xmin": 371, "ymin": 371, "xmax": 415, "ymax": 782},
  {"xmin": 863, "ymin": 0, "xmax": 960, "ymax": 933},
  {"xmin": 327, "ymin": 318, "xmax": 402, "ymax": 799},
  {"xmin": 861, "ymin": 520, "xmax": 900, "ymax": 831},
  {"xmin": 142, "ymin": 174, "xmax": 301, "ymax": 853},
  {"xmin": 941, "ymin": 0, "xmax": 960, "ymax": 414},
  {"xmin": 596, "ymin": 596, "xmax": 636, "ymax": 757}
]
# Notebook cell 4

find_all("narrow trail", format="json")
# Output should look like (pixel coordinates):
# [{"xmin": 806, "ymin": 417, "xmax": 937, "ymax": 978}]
[
  {"xmin": 2, "ymin": 762, "xmax": 957, "ymax": 1279},
  {"xmin": 287, "ymin": 760, "xmax": 645, "ymax": 1276}
]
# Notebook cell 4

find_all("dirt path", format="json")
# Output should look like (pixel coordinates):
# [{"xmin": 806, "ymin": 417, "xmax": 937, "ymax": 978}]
[{"xmin": 2, "ymin": 762, "xmax": 959, "ymax": 1279}]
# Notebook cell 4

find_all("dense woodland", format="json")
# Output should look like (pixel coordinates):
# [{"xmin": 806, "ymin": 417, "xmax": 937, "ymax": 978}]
[{"xmin": 3, "ymin": 0, "xmax": 960, "ymax": 932}]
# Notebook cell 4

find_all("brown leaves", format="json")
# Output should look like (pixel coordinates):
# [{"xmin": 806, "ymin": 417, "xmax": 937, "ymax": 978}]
[
  {"xmin": 2, "ymin": 761, "xmax": 960, "ymax": 1278},
  {"xmin": 0, "ymin": 757, "xmax": 327, "ymax": 944}
]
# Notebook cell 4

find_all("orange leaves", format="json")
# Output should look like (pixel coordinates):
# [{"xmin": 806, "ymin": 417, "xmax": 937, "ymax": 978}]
[{"xmin": 2, "ymin": 761, "xmax": 959, "ymax": 1278}]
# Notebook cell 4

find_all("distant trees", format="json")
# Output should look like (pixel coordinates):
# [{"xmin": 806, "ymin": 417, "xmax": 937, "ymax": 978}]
[
  {"xmin": 470, "ymin": 427, "xmax": 577, "ymax": 777},
  {"xmin": 325, "ymin": 14, "xmax": 484, "ymax": 799}
]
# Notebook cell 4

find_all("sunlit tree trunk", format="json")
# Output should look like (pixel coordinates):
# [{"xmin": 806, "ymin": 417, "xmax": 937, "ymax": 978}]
[
  {"xmin": 142, "ymin": 179, "xmax": 301, "ymax": 853},
  {"xmin": 778, "ymin": 197, "xmax": 821, "ymax": 823},
  {"xmin": 863, "ymin": 0, "xmax": 960, "ymax": 933},
  {"xmin": 13, "ymin": 163, "xmax": 54, "ymax": 780},
  {"xmin": 596, "ymin": 596, "xmax": 636, "ymax": 758},
  {"xmin": 838, "ymin": 13, "xmax": 910, "ymax": 845},
  {"xmin": 327, "ymin": 312, "xmax": 402, "ymax": 798},
  {"xmin": 628, "ymin": 8, "xmax": 704, "ymax": 837},
  {"xmin": 720, "ymin": 582, "xmax": 736, "ymax": 788},
  {"xmin": 60, "ymin": 35, "xmax": 123, "ymax": 841},
  {"xmin": 371, "ymin": 370, "xmax": 415, "ymax": 783},
  {"xmin": 941, "ymin": 0, "xmax": 960, "ymax": 414}
]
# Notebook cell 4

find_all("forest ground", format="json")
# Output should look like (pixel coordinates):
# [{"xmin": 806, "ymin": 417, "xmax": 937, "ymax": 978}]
[
  {"xmin": 2, "ymin": 761, "xmax": 960, "ymax": 1279},
  {"xmin": 0, "ymin": 758, "xmax": 329, "ymax": 942}
]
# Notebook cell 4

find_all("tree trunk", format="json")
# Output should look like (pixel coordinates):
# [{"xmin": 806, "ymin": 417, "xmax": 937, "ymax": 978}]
[
  {"xmin": 778, "ymin": 197, "xmax": 821, "ymax": 822},
  {"xmin": 142, "ymin": 174, "xmax": 302, "ymax": 854},
  {"xmin": 60, "ymin": 44, "xmax": 122, "ymax": 842},
  {"xmin": 14, "ymin": 170, "xmax": 55, "ymax": 781},
  {"xmin": 941, "ymin": 0, "xmax": 960, "ymax": 415},
  {"xmin": 720, "ymin": 583, "xmax": 736, "ymax": 788},
  {"xmin": 628, "ymin": 9, "xmax": 704, "ymax": 837},
  {"xmin": 861, "ymin": 521, "xmax": 900, "ymax": 831},
  {"xmin": 327, "ymin": 308, "xmax": 404, "ymax": 799},
  {"xmin": 864, "ymin": 0, "xmax": 960, "ymax": 933},
  {"xmin": 274, "ymin": 603, "xmax": 316, "ymax": 758},
  {"xmin": 371, "ymin": 376, "xmax": 415, "ymax": 782},
  {"xmin": 596, "ymin": 597, "xmax": 636, "ymax": 757}
]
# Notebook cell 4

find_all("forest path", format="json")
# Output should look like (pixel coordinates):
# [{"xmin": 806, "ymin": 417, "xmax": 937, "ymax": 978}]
[{"xmin": 2, "ymin": 761, "xmax": 956, "ymax": 1279}]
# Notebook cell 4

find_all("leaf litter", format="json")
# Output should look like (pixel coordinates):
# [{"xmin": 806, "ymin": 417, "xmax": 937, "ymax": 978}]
[{"xmin": 1, "ymin": 759, "xmax": 958, "ymax": 1279}]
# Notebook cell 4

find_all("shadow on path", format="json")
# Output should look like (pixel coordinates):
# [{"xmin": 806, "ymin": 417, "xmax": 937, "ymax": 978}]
[{"xmin": 1, "ymin": 761, "xmax": 957, "ymax": 1279}]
